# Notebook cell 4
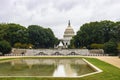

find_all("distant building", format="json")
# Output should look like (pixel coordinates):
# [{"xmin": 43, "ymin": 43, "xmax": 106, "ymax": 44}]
[{"xmin": 63, "ymin": 20, "xmax": 75, "ymax": 48}]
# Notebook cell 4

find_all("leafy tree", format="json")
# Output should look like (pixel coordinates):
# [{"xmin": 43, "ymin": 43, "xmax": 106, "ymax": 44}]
[
  {"xmin": 0, "ymin": 24, "xmax": 8, "ymax": 41},
  {"xmin": 28, "ymin": 25, "xmax": 58, "ymax": 48},
  {"xmin": 71, "ymin": 20, "xmax": 117, "ymax": 48},
  {"xmin": 0, "ymin": 40, "xmax": 12, "ymax": 55},
  {"xmin": 0, "ymin": 23, "xmax": 58, "ymax": 49},
  {"xmin": 28, "ymin": 25, "xmax": 45, "ymax": 48},
  {"xmin": 2, "ymin": 23, "xmax": 28, "ymax": 46},
  {"xmin": 113, "ymin": 22, "xmax": 120, "ymax": 42}
]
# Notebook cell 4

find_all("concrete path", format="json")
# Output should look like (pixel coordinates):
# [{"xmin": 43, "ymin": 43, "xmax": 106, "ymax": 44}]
[{"xmin": 94, "ymin": 56, "xmax": 120, "ymax": 68}]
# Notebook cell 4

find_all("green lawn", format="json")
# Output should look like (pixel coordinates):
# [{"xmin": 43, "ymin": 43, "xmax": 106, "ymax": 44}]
[{"xmin": 0, "ymin": 57, "xmax": 120, "ymax": 80}]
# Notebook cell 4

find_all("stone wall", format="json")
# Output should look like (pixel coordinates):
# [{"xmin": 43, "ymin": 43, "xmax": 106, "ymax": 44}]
[
  {"xmin": 89, "ymin": 49, "xmax": 104, "ymax": 54},
  {"xmin": 12, "ymin": 48, "xmax": 26, "ymax": 54},
  {"xmin": 12, "ymin": 49, "xmax": 89, "ymax": 56},
  {"xmin": 25, "ymin": 49, "xmax": 90, "ymax": 56},
  {"xmin": 12, "ymin": 48, "xmax": 104, "ymax": 56}
]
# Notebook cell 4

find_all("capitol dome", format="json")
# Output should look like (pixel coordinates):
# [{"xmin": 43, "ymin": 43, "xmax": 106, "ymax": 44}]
[
  {"xmin": 62, "ymin": 20, "xmax": 75, "ymax": 48},
  {"xmin": 63, "ymin": 20, "xmax": 75, "ymax": 38}
]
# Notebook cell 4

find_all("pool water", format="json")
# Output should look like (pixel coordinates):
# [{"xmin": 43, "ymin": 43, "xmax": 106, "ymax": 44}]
[{"xmin": 0, "ymin": 58, "xmax": 95, "ymax": 77}]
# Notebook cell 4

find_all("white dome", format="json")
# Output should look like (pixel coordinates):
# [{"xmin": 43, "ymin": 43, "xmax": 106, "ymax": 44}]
[{"xmin": 63, "ymin": 21, "xmax": 75, "ymax": 38}]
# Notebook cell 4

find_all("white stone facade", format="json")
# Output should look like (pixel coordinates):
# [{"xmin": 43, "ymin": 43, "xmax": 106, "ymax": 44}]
[
  {"xmin": 62, "ymin": 20, "xmax": 75, "ymax": 48},
  {"xmin": 24, "ymin": 49, "xmax": 89, "ymax": 56}
]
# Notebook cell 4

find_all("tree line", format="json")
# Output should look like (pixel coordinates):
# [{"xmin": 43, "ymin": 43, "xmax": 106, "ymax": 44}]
[
  {"xmin": 1, "ymin": 20, "xmax": 120, "ymax": 55},
  {"xmin": 0, "ymin": 23, "xmax": 59, "ymax": 55},
  {"xmin": 70, "ymin": 20, "xmax": 120, "ymax": 55}
]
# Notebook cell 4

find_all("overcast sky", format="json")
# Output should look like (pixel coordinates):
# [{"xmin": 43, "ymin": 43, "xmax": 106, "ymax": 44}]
[{"xmin": 0, "ymin": 0, "xmax": 120, "ymax": 38}]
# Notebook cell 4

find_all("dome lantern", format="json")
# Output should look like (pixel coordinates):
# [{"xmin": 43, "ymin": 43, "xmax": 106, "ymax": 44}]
[{"xmin": 68, "ymin": 20, "xmax": 71, "ymax": 27}]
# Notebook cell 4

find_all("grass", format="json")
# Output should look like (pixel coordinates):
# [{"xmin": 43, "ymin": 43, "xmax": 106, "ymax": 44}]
[{"xmin": 0, "ymin": 57, "xmax": 120, "ymax": 80}]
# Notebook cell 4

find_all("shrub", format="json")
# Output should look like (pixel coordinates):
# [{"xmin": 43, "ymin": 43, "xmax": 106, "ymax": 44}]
[
  {"xmin": 0, "ymin": 40, "xmax": 12, "ymax": 55},
  {"xmin": 14, "ymin": 43, "xmax": 33, "ymax": 49},
  {"xmin": 14, "ymin": 43, "xmax": 22, "ymax": 48},
  {"xmin": 117, "ymin": 43, "xmax": 120, "ymax": 50},
  {"xmin": 90, "ymin": 43, "xmax": 104, "ymax": 49},
  {"xmin": 104, "ymin": 41, "xmax": 118, "ymax": 55}
]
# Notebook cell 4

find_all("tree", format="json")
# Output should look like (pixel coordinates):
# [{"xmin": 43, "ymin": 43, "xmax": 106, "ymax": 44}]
[
  {"xmin": 28, "ymin": 25, "xmax": 58, "ymax": 48},
  {"xmin": 113, "ymin": 22, "xmax": 120, "ymax": 42},
  {"xmin": 0, "ymin": 40, "xmax": 12, "ymax": 55},
  {"xmin": 0, "ymin": 23, "xmax": 58, "ymax": 49},
  {"xmin": 0, "ymin": 24, "xmax": 8, "ymax": 41},
  {"xmin": 71, "ymin": 20, "xmax": 117, "ymax": 48},
  {"xmin": 3, "ymin": 23, "xmax": 28, "ymax": 46}
]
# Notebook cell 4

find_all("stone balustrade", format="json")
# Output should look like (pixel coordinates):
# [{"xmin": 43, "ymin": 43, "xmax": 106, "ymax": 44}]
[{"xmin": 4, "ymin": 48, "xmax": 109, "ymax": 56}]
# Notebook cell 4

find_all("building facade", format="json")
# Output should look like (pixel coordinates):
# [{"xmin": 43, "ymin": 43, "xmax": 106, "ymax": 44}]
[{"xmin": 62, "ymin": 20, "xmax": 75, "ymax": 48}]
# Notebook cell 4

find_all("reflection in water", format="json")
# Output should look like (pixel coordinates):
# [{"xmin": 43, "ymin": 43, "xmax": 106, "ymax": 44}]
[
  {"xmin": 53, "ymin": 65, "xmax": 66, "ymax": 77},
  {"xmin": 53, "ymin": 64, "xmax": 77, "ymax": 77},
  {"xmin": 0, "ymin": 58, "xmax": 94, "ymax": 77}
]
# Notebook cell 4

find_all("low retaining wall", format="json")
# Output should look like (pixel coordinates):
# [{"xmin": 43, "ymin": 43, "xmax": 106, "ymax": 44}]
[
  {"xmin": 11, "ymin": 49, "xmax": 89, "ymax": 56},
  {"xmin": 25, "ymin": 49, "xmax": 89, "ymax": 56},
  {"xmin": 89, "ymin": 49, "xmax": 104, "ymax": 54},
  {"xmin": 9, "ymin": 49, "xmax": 107, "ymax": 56},
  {"xmin": 12, "ymin": 49, "xmax": 26, "ymax": 54}
]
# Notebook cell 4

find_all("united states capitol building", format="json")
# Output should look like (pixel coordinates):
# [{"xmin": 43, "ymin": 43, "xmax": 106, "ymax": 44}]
[
  {"xmin": 10, "ymin": 21, "xmax": 104, "ymax": 56},
  {"xmin": 58, "ymin": 20, "xmax": 75, "ymax": 48}
]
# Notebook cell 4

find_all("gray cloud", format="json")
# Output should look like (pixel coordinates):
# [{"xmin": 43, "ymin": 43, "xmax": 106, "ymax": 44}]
[{"xmin": 0, "ymin": 0, "xmax": 120, "ymax": 38}]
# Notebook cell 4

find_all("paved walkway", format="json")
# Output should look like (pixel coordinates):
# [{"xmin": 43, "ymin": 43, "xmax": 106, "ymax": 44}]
[{"xmin": 94, "ymin": 56, "xmax": 120, "ymax": 68}]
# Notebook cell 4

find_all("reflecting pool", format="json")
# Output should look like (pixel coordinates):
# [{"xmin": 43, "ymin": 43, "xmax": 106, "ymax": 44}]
[{"xmin": 0, "ymin": 58, "xmax": 95, "ymax": 77}]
